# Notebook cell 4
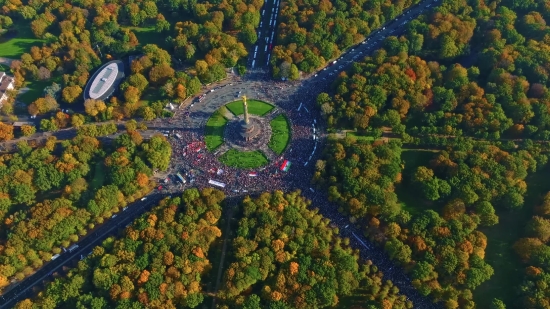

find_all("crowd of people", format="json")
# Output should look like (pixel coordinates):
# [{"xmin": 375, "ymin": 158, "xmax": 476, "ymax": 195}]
[{"xmin": 154, "ymin": 72, "xmax": 443, "ymax": 308}]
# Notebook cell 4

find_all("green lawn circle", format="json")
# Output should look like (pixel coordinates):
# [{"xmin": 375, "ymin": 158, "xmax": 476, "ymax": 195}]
[{"xmin": 204, "ymin": 99, "xmax": 291, "ymax": 169}]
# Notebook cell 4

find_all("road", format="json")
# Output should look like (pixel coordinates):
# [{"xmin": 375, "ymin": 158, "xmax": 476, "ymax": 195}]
[
  {"xmin": 247, "ymin": 0, "xmax": 280, "ymax": 69},
  {"xmin": 0, "ymin": 0, "xmax": 444, "ymax": 307},
  {"xmin": 0, "ymin": 193, "xmax": 168, "ymax": 309}
]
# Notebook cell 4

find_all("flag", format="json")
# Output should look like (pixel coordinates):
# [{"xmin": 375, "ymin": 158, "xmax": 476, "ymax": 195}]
[{"xmin": 280, "ymin": 160, "xmax": 291, "ymax": 172}]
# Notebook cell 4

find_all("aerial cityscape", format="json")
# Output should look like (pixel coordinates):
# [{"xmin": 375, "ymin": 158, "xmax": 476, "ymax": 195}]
[{"xmin": 0, "ymin": 0, "xmax": 548, "ymax": 308}]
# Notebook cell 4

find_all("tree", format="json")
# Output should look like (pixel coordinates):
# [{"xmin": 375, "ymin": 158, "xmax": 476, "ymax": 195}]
[
  {"xmin": 0, "ymin": 123, "xmax": 14, "ymax": 141},
  {"xmin": 125, "ymin": 74, "xmax": 149, "ymax": 93},
  {"xmin": 28, "ymin": 96, "xmax": 58, "ymax": 115},
  {"xmin": 84, "ymin": 99, "xmax": 107, "ymax": 117},
  {"xmin": 44, "ymin": 83, "xmax": 62, "ymax": 100},
  {"xmin": 149, "ymin": 64, "xmax": 175, "ymax": 86},
  {"xmin": 62, "ymin": 85, "xmax": 83, "ymax": 104},
  {"xmin": 526, "ymin": 216, "xmax": 550, "ymax": 243},
  {"xmin": 155, "ymin": 14, "xmax": 171, "ymax": 33},
  {"xmin": 124, "ymin": 86, "xmax": 141, "ymax": 104},
  {"xmin": 37, "ymin": 67, "xmax": 51, "ymax": 80},
  {"xmin": 20, "ymin": 125, "xmax": 36, "ymax": 136},
  {"xmin": 141, "ymin": 107, "xmax": 155, "ymax": 121},
  {"xmin": 490, "ymin": 298, "xmax": 506, "ymax": 309},
  {"xmin": 71, "ymin": 114, "xmax": 86, "ymax": 127}
]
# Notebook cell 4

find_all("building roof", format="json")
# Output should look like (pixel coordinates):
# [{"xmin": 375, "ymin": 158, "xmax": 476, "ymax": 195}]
[{"xmin": 83, "ymin": 60, "xmax": 125, "ymax": 101}]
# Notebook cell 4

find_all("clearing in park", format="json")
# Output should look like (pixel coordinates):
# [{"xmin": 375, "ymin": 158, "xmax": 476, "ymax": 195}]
[
  {"xmin": 205, "ymin": 110, "xmax": 228, "ymax": 151},
  {"xmin": 0, "ymin": 25, "xmax": 44, "ymax": 58},
  {"xmin": 225, "ymin": 99, "xmax": 274, "ymax": 116},
  {"xmin": 269, "ymin": 114, "xmax": 291, "ymax": 155},
  {"xmin": 219, "ymin": 149, "xmax": 269, "ymax": 169}
]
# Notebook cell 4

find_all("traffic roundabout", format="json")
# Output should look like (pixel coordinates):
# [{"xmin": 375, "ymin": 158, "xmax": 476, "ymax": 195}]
[{"xmin": 204, "ymin": 97, "xmax": 291, "ymax": 169}]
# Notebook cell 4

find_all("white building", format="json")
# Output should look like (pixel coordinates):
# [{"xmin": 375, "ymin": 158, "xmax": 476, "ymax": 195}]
[{"xmin": 0, "ymin": 72, "xmax": 15, "ymax": 106}]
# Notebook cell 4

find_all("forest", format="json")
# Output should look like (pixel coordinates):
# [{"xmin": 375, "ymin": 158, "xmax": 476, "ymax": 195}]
[
  {"xmin": 270, "ymin": 0, "xmax": 418, "ymax": 79},
  {"xmin": 14, "ymin": 188, "xmax": 224, "ymax": 308},
  {"xmin": 0, "ymin": 125, "xmax": 172, "ymax": 293},
  {"xmin": 0, "ymin": 0, "xmax": 259, "ymax": 135},
  {"xmin": 218, "ymin": 190, "xmax": 411, "ymax": 309},
  {"xmin": 15, "ymin": 190, "xmax": 414, "ymax": 309},
  {"xmin": 312, "ymin": 0, "xmax": 550, "ymax": 307}
]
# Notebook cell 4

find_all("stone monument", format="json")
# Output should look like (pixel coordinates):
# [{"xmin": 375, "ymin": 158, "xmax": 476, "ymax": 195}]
[{"xmin": 240, "ymin": 95, "xmax": 260, "ymax": 141}]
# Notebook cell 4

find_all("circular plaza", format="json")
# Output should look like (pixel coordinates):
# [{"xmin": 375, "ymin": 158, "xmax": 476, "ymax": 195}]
[{"xmin": 204, "ymin": 98, "xmax": 291, "ymax": 169}]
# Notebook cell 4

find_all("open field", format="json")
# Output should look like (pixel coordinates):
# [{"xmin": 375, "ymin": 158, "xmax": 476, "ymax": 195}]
[
  {"xmin": 205, "ymin": 111, "xmax": 227, "ymax": 151},
  {"xmin": 219, "ymin": 149, "xmax": 268, "ymax": 169},
  {"xmin": 126, "ymin": 26, "xmax": 170, "ymax": 49},
  {"xmin": 0, "ymin": 25, "xmax": 44, "ymax": 58},
  {"xmin": 346, "ymin": 131, "xmax": 375, "ymax": 141},
  {"xmin": 268, "ymin": 114, "xmax": 291, "ymax": 155},
  {"xmin": 473, "ymin": 165, "xmax": 550, "ymax": 308},
  {"xmin": 395, "ymin": 149, "xmax": 439, "ymax": 216},
  {"xmin": 225, "ymin": 99, "xmax": 274, "ymax": 116},
  {"xmin": 91, "ymin": 162, "xmax": 106, "ymax": 190},
  {"xmin": 19, "ymin": 77, "xmax": 61, "ymax": 104}
]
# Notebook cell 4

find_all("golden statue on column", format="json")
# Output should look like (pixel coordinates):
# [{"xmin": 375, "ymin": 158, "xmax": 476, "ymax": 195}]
[
  {"xmin": 239, "ymin": 95, "xmax": 258, "ymax": 142},
  {"xmin": 242, "ymin": 95, "xmax": 250, "ymax": 124}
]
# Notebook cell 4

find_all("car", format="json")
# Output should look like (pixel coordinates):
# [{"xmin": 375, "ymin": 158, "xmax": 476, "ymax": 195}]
[
  {"xmin": 329, "ymin": 73, "xmax": 333, "ymax": 76},
  {"xmin": 383, "ymin": 27, "xmax": 386, "ymax": 30},
  {"xmin": 141, "ymin": 197, "xmax": 147, "ymax": 201},
  {"xmin": 339, "ymin": 65, "xmax": 344, "ymax": 69},
  {"xmin": 323, "ymin": 67, "xmax": 327, "ymax": 71},
  {"xmin": 359, "ymin": 51, "xmax": 363, "ymax": 54},
  {"xmin": 111, "ymin": 214, "xmax": 117, "ymax": 219},
  {"xmin": 351, "ymin": 48, "xmax": 355, "ymax": 51},
  {"xmin": 314, "ymin": 74, "xmax": 318, "ymax": 77},
  {"xmin": 210, "ymin": 89, "xmax": 215, "ymax": 92}
]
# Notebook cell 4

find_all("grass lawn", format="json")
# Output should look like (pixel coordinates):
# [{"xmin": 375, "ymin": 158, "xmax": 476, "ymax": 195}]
[
  {"xmin": 396, "ymin": 149, "xmax": 439, "ymax": 216},
  {"xmin": 473, "ymin": 165, "xmax": 550, "ymax": 308},
  {"xmin": 219, "ymin": 149, "xmax": 268, "ymax": 169},
  {"xmin": 268, "ymin": 114, "xmax": 291, "ymax": 155},
  {"xmin": 91, "ymin": 162, "xmax": 106, "ymax": 190},
  {"xmin": 346, "ymin": 131, "xmax": 375, "ymax": 142},
  {"xmin": 127, "ymin": 26, "xmax": 170, "ymax": 50},
  {"xmin": 205, "ymin": 111, "xmax": 228, "ymax": 151},
  {"xmin": 0, "ymin": 24, "xmax": 44, "ymax": 58},
  {"xmin": 225, "ymin": 100, "xmax": 274, "ymax": 116},
  {"xmin": 18, "ymin": 78, "xmax": 60, "ymax": 104}
]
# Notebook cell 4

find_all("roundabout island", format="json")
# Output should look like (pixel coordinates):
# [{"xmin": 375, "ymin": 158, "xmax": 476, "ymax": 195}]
[{"xmin": 205, "ymin": 96, "xmax": 290, "ymax": 169}]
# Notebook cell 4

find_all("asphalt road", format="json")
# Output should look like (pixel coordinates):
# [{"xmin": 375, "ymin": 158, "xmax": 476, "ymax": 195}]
[
  {"xmin": 248, "ymin": 0, "xmax": 281, "ymax": 69},
  {"xmin": 0, "ymin": 193, "xmax": 168, "ymax": 309},
  {"xmin": 1, "ymin": 0, "xmax": 443, "ymax": 307}
]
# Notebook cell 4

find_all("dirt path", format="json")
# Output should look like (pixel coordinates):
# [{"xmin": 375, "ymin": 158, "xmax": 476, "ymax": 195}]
[{"xmin": 210, "ymin": 200, "xmax": 237, "ymax": 309}]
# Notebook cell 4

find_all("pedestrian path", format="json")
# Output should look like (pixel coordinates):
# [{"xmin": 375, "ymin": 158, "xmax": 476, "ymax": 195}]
[{"xmin": 259, "ymin": 144, "xmax": 278, "ymax": 161}]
